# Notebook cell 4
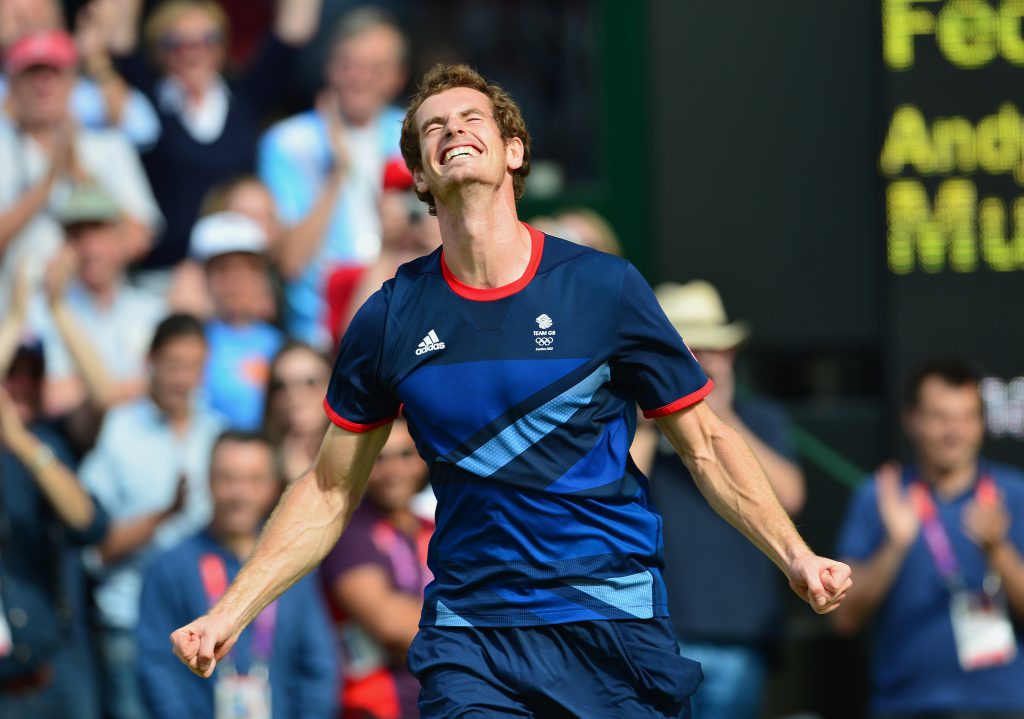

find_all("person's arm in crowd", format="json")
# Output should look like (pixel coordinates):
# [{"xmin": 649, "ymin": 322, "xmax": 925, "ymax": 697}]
[
  {"xmin": 263, "ymin": 94, "xmax": 348, "ymax": 281},
  {"xmin": 98, "ymin": 474, "xmax": 187, "ymax": 565},
  {"xmin": 171, "ymin": 423, "xmax": 391, "ymax": 677},
  {"xmin": 963, "ymin": 491, "xmax": 1024, "ymax": 622},
  {"xmin": 0, "ymin": 386, "xmax": 99, "ymax": 531},
  {"xmin": 0, "ymin": 127, "xmax": 74, "ymax": 253},
  {"xmin": 137, "ymin": 557, "xmax": 197, "ymax": 719},
  {"xmin": 42, "ymin": 248, "xmax": 120, "ymax": 414},
  {"xmin": 655, "ymin": 401, "xmax": 851, "ymax": 612},
  {"xmin": 0, "ymin": 261, "xmax": 30, "ymax": 379},
  {"xmin": 76, "ymin": 0, "xmax": 130, "ymax": 127},
  {"xmin": 330, "ymin": 564, "xmax": 422, "ymax": 662},
  {"xmin": 830, "ymin": 464, "xmax": 918, "ymax": 636},
  {"xmin": 292, "ymin": 579, "xmax": 338, "ymax": 719}
]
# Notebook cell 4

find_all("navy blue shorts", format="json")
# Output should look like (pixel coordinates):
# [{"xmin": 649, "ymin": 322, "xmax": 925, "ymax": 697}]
[{"xmin": 407, "ymin": 617, "xmax": 703, "ymax": 718}]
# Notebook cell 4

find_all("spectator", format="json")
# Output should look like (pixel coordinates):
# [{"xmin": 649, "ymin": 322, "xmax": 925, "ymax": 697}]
[
  {"xmin": 0, "ymin": 0, "xmax": 161, "ymax": 148},
  {"xmin": 32, "ymin": 182, "xmax": 164, "ymax": 424},
  {"xmin": 532, "ymin": 207, "xmax": 623, "ymax": 257},
  {"xmin": 325, "ymin": 156, "xmax": 442, "ymax": 345},
  {"xmin": 190, "ymin": 211, "xmax": 284, "ymax": 431},
  {"xmin": 0, "ymin": 28, "xmax": 163, "ymax": 317},
  {"xmin": 321, "ymin": 417, "xmax": 433, "ymax": 719},
  {"xmin": 105, "ymin": 0, "xmax": 322, "ymax": 279},
  {"xmin": 262, "ymin": 340, "xmax": 331, "ymax": 484},
  {"xmin": 0, "ymin": 335, "xmax": 108, "ymax": 719},
  {"xmin": 833, "ymin": 359, "xmax": 1024, "ymax": 718},
  {"xmin": 259, "ymin": 6, "xmax": 408, "ymax": 346},
  {"xmin": 633, "ymin": 280, "xmax": 805, "ymax": 719},
  {"xmin": 80, "ymin": 313, "xmax": 222, "ymax": 719},
  {"xmin": 168, "ymin": 175, "xmax": 281, "ymax": 323},
  {"xmin": 137, "ymin": 430, "xmax": 336, "ymax": 719}
]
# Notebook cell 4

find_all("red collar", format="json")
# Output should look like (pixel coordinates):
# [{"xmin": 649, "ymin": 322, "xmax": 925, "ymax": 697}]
[{"xmin": 440, "ymin": 222, "xmax": 544, "ymax": 301}]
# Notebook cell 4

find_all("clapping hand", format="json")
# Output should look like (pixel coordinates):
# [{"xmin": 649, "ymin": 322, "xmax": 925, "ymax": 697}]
[{"xmin": 876, "ymin": 462, "xmax": 920, "ymax": 550}]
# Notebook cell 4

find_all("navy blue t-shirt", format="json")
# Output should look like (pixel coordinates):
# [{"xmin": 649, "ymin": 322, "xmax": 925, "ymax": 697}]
[
  {"xmin": 836, "ymin": 461, "xmax": 1024, "ymax": 715},
  {"xmin": 325, "ymin": 226, "xmax": 712, "ymax": 627}
]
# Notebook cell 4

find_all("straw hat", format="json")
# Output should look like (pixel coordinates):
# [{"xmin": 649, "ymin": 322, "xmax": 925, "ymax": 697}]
[{"xmin": 654, "ymin": 280, "xmax": 750, "ymax": 351}]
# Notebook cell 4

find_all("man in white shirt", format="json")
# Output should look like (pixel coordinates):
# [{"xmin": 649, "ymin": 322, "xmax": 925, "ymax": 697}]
[{"xmin": 0, "ymin": 29, "xmax": 162, "ymax": 317}]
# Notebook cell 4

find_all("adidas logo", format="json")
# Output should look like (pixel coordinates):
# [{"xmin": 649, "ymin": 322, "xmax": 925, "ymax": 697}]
[{"xmin": 415, "ymin": 329, "xmax": 446, "ymax": 356}]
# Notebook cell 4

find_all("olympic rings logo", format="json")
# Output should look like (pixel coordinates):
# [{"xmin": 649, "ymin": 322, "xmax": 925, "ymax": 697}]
[{"xmin": 536, "ymin": 337, "xmax": 554, "ymax": 346}]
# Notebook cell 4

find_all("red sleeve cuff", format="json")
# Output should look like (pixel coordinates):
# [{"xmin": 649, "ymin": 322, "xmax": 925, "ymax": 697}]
[
  {"xmin": 322, "ymin": 398, "xmax": 397, "ymax": 432},
  {"xmin": 641, "ymin": 379, "xmax": 714, "ymax": 419}
]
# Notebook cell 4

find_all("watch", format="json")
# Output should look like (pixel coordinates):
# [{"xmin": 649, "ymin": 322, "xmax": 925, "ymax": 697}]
[{"xmin": 31, "ymin": 444, "xmax": 56, "ymax": 473}]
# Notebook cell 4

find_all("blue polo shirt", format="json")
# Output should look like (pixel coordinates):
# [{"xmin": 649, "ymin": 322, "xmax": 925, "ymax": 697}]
[
  {"xmin": 836, "ymin": 461, "xmax": 1024, "ymax": 715},
  {"xmin": 137, "ymin": 531, "xmax": 336, "ymax": 719},
  {"xmin": 325, "ymin": 227, "xmax": 712, "ymax": 627}
]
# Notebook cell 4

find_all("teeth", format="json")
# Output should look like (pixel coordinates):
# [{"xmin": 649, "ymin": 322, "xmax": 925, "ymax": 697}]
[{"xmin": 444, "ymin": 146, "xmax": 478, "ymax": 163}]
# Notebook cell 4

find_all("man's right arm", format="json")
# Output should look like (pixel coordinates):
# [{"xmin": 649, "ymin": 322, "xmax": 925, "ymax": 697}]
[{"xmin": 170, "ymin": 422, "xmax": 392, "ymax": 678}]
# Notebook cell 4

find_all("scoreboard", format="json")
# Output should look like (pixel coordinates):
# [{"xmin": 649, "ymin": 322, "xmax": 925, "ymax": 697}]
[{"xmin": 882, "ymin": 0, "xmax": 1024, "ymax": 463}]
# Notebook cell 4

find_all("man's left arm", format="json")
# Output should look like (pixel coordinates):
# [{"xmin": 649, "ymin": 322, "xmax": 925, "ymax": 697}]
[
  {"xmin": 963, "ymin": 490, "xmax": 1024, "ymax": 621},
  {"xmin": 655, "ymin": 400, "xmax": 851, "ymax": 613}
]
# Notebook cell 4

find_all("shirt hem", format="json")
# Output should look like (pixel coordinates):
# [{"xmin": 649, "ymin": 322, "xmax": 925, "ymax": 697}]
[
  {"xmin": 322, "ymin": 399, "xmax": 396, "ymax": 432},
  {"xmin": 421, "ymin": 605, "xmax": 668, "ymax": 628},
  {"xmin": 642, "ymin": 379, "xmax": 715, "ymax": 418}
]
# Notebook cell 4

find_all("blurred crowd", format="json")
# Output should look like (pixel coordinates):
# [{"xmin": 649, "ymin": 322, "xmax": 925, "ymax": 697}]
[{"xmin": 1, "ymin": 2, "xmax": 1023, "ymax": 719}]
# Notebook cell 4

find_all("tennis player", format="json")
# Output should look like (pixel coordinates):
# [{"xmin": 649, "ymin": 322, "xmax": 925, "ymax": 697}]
[{"xmin": 170, "ymin": 64, "xmax": 851, "ymax": 718}]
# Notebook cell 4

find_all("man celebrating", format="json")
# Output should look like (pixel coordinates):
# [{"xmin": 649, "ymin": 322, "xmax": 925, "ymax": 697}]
[
  {"xmin": 833, "ymin": 359, "xmax": 1024, "ymax": 718},
  {"xmin": 171, "ymin": 64, "xmax": 851, "ymax": 718}
]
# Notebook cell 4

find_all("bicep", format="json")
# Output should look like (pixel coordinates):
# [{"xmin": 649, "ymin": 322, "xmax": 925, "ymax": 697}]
[{"xmin": 315, "ymin": 423, "xmax": 392, "ymax": 498}]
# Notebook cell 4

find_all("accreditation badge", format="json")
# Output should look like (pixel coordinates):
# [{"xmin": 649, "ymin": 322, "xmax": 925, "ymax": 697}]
[
  {"xmin": 949, "ymin": 588, "xmax": 1017, "ymax": 671},
  {"xmin": 214, "ymin": 662, "xmax": 271, "ymax": 719}
]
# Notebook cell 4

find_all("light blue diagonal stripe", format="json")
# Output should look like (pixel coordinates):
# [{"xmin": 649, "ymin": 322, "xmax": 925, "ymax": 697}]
[
  {"xmin": 435, "ymin": 600, "xmax": 473, "ymax": 627},
  {"xmin": 567, "ymin": 571, "xmax": 654, "ymax": 619},
  {"xmin": 454, "ymin": 363, "xmax": 610, "ymax": 478}
]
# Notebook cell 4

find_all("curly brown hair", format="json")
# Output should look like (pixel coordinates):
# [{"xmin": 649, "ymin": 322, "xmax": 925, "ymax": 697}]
[{"xmin": 400, "ymin": 64, "xmax": 531, "ymax": 216}]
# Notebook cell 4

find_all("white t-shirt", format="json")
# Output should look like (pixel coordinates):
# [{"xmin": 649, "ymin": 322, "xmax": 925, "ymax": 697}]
[{"xmin": 0, "ymin": 125, "xmax": 163, "ymax": 316}]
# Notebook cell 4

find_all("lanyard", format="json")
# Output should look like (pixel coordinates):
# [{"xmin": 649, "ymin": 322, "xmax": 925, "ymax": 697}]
[
  {"xmin": 198, "ymin": 552, "xmax": 277, "ymax": 664},
  {"xmin": 910, "ymin": 473, "xmax": 998, "ymax": 589}
]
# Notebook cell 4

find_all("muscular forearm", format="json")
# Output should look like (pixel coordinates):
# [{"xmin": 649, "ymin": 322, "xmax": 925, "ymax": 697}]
[
  {"xmin": 830, "ymin": 543, "xmax": 909, "ymax": 636},
  {"xmin": 726, "ymin": 415, "xmax": 805, "ymax": 515},
  {"xmin": 274, "ymin": 171, "xmax": 344, "ymax": 280},
  {"xmin": 209, "ymin": 425, "xmax": 388, "ymax": 637},
  {"xmin": 662, "ymin": 409, "xmax": 809, "ymax": 572},
  {"xmin": 13, "ymin": 435, "xmax": 95, "ymax": 530},
  {"xmin": 988, "ymin": 542, "xmax": 1024, "ymax": 622}
]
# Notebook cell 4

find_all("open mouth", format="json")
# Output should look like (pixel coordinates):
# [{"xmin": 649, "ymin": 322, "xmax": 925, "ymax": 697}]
[{"xmin": 441, "ymin": 144, "xmax": 481, "ymax": 165}]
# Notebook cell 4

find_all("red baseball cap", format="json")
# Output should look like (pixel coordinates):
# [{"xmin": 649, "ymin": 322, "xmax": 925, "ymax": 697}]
[
  {"xmin": 5, "ymin": 30, "xmax": 78, "ymax": 76},
  {"xmin": 382, "ymin": 156, "xmax": 414, "ymax": 192}
]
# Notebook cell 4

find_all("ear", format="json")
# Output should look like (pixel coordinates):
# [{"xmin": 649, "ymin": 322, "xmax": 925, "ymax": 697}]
[
  {"xmin": 412, "ymin": 166, "xmax": 430, "ymax": 194},
  {"xmin": 505, "ymin": 137, "xmax": 524, "ymax": 171}
]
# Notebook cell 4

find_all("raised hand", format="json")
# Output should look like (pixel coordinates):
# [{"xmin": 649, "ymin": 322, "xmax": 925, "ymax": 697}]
[
  {"xmin": 876, "ymin": 461, "xmax": 920, "ymax": 549},
  {"xmin": 787, "ymin": 553, "xmax": 853, "ymax": 614},
  {"xmin": 43, "ymin": 245, "xmax": 78, "ymax": 307},
  {"xmin": 170, "ymin": 613, "xmax": 240, "ymax": 678},
  {"xmin": 963, "ymin": 488, "xmax": 1010, "ymax": 554},
  {"xmin": 316, "ymin": 90, "xmax": 349, "ymax": 177}
]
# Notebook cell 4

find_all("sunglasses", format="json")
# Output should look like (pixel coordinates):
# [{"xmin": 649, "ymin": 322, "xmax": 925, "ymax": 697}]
[
  {"xmin": 269, "ymin": 375, "xmax": 324, "ymax": 394},
  {"xmin": 158, "ymin": 29, "xmax": 224, "ymax": 53}
]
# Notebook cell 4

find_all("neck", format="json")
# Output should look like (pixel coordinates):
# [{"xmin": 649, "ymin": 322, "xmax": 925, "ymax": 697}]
[
  {"xmin": 436, "ymin": 190, "xmax": 529, "ymax": 288},
  {"xmin": 920, "ymin": 458, "xmax": 978, "ymax": 499},
  {"xmin": 24, "ymin": 121, "xmax": 61, "ymax": 146},
  {"xmin": 153, "ymin": 393, "xmax": 191, "ymax": 434},
  {"xmin": 384, "ymin": 505, "xmax": 417, "ymax": 535},
  {"xmin": 209, "ymin": 524, "xmax": 257, "ymax": 560},
  {"xmin": 84, "ymin": 279, "xmax": 118, "ymax": 308}
]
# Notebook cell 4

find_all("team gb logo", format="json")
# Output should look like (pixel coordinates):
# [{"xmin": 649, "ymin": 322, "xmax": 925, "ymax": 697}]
[{"xmin": 536, "ymin": 314, "xmax": 553, "ymax": 329}]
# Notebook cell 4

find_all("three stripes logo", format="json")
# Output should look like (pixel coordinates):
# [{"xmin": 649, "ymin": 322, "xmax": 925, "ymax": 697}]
[{"xmin": 415, "ymin": 329, "xmax": 446, "ymax": 356}]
